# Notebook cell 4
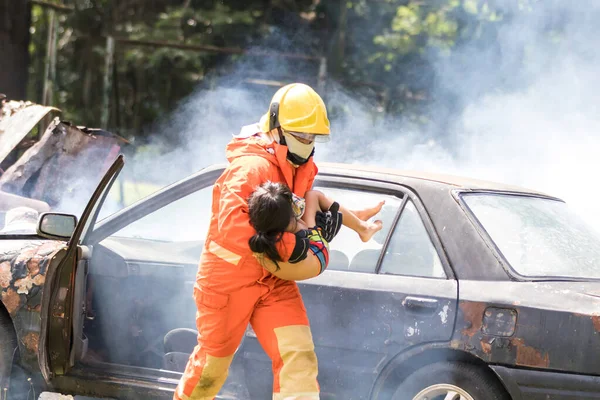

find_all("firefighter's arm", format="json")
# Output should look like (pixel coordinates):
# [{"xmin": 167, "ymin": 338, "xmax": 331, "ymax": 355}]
[
  {"xmin": 216, "ymin": 157, "xmax": 297, "ymax": 258},
  {"xmin": 261, "ymin": 228, "xmax": 330, "ymax": 281}
]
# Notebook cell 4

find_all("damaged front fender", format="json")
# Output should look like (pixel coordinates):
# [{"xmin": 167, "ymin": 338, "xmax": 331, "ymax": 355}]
[{"xmin": 0, "ymin": 240, "xmax": 65, "ymax": 370}]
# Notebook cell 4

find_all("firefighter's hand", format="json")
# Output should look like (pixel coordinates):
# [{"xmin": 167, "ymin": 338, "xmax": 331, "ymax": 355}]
[{"xmin": 315, "ymin": 202, "xmax": 343, "ymax": 243}]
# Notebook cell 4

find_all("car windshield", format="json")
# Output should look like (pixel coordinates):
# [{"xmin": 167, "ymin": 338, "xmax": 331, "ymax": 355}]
[{"xmin": 462, "ymin": 193, "xmax": 600, "ymax": 279}]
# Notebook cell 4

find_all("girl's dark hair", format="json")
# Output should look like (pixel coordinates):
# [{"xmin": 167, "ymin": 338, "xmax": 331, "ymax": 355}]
[{"xmin": 248, "ymin": 181, "xmax": 295, "ymax": 265}]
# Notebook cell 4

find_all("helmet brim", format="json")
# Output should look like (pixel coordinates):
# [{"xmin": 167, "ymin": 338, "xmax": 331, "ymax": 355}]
[
  {"xmin": 313, "ymin": 133, "xmax": 331, "ymax": 143},
  {"xmin": 259, "ymin": 113, "xmax": 331, "ymax": 142}
]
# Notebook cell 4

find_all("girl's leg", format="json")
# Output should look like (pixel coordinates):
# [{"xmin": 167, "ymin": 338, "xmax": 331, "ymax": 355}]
[
  {"xmin": 353, "ymin": 201, "xmax": 386, "ymax": 221},
  {"xmin": 303, "ymin": 190, "xmax": 384, "ymax": 242}
]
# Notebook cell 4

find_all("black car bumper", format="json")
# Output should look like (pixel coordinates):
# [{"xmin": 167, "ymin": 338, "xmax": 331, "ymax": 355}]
[{"xmin": 492, "ymin": 365, "xmax": 600, "ymax": 400}]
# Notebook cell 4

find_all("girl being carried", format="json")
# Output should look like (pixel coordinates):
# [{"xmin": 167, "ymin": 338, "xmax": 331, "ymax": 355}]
[{"xmin": 247, "ymin": 181, "xmax": 384, "ymax": 280}]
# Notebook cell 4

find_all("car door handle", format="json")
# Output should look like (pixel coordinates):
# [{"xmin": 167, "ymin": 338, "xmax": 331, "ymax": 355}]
[{"xmin": 402, "ymin": 296, "xmax": 439, "ymax": 315}]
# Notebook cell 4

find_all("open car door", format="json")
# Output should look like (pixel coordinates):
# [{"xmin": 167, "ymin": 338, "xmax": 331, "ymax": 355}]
[{"xmin": 39, "ymin": 155, "xmax": 124, "ymax": 381}]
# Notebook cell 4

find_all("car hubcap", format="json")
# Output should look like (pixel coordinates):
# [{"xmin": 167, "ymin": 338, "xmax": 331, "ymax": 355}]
[{"xmin": 412, "ymin": 383, "xmax": 475, "ymax": 400}]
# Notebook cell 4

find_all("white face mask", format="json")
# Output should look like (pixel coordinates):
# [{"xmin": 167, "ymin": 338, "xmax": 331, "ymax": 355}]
[{"xmin": 282, "ymin": 131, "xmax": 315, "ymax": 162}]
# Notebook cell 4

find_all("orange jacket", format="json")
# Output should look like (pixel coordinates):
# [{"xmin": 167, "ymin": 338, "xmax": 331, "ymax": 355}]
[{"xmin": 205, "ymin": 130, "xmax": 318, "ymax": 267}]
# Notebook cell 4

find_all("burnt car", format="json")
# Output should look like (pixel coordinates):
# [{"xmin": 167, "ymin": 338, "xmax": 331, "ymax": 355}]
[{"xmin": 2, "ymin": 155, "xmax": 600, "ymax": 400}]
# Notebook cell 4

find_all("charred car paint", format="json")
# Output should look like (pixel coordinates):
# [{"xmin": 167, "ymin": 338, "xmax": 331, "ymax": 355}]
[
  {"xmin": 2, "ymin": 159, "xmax": 600, "ymax": 400},
  {"xmin": 0, "ymin": 241, "xmax": 65, "ymax": 368}
]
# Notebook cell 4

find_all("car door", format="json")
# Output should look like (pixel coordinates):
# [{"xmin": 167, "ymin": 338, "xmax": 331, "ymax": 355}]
[
  {"xmin": 43, "ymin": 165, "xmax": 240, "ymax": 400},
  {"xmin": 40, "ymin": 155, "xmax": 124, "ymax": 381},
  {"xmin": 242, "ymin": 176, "xmax": 458, "ymax": 400},
  {"xmin": 81, "ymin": 176, "xmax": 217, "ymax": 370}
]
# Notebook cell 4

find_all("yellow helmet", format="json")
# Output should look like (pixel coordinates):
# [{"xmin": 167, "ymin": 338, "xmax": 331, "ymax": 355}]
[{"xmin": 260, "ymin": 83, "xmax": 330, "ymax": 141}]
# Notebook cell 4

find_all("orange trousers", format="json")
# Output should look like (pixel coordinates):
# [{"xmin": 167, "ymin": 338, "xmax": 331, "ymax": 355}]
[{"xmin": 174, "ymin": 247, "xmax": 320, "ymax": 400}]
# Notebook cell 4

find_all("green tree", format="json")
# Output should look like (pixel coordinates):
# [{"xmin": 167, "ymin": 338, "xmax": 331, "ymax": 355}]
[{"xmin": 0, "ymin": 0, "xmax": 32, "ymax": 100}]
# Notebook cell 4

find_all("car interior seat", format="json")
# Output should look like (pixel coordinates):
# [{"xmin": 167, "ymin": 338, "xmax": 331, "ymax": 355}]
[
  {"xmin": 328, "ymin": 249, "xmax": 350, "ymax": 271},
  {"xmin": 163, "ymin": 327, "xmax": 247, "ymax": 373},
  {"xmin": 348, "ymin": 249, "xmax": 380, "ymax": 273},
  {"xmin": 163, "ymin": 328, "xmax": 198, "ymax": 372}
]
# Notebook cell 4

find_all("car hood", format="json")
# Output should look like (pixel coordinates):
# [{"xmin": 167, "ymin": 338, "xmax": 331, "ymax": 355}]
[
  {"xmin": 0, "ymin": 101, "xmax": 58, "ymax": 165},
  {"xmin": 0, "ymin": 238, "xmax": 54, "ymax": 252}
]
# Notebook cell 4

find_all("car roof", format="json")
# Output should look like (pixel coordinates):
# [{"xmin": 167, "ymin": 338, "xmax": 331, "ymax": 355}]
[
  {"xmin": 205, "ymin": 161, "xmax": 558, "ymax": 200},
  {"xmin": 316, "ymin": 162, "xmax": 558, "ymax": 199}
]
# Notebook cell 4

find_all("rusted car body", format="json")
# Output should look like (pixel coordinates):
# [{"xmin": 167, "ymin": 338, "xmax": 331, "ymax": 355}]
[{"xmin": 2, "ymin": 157, "xmax": 600, "ymax": 400}]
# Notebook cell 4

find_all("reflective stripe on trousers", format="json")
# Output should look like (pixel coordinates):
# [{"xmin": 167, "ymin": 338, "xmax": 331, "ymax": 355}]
[{"xmin": 174, "ymin": 249, "xmax": 320, "ymax": 400}]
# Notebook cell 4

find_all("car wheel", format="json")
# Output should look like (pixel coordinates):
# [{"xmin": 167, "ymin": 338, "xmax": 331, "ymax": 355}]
[
  {"xmin": 0, "ymin": 311, "xmax": 17, "ymax": 392},
  {"xmin": 392, "ymin": 361, "xmax": 509, "ymax": 400}
]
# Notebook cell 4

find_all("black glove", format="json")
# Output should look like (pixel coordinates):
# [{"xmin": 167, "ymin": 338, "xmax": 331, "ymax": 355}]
[
  {"xmin": 288, "ymin": 229, "xmax": 310, "ymax": 264},
  {"xmin": 315, "ymin": 202, "xmax": 343, "ymax": 243}
]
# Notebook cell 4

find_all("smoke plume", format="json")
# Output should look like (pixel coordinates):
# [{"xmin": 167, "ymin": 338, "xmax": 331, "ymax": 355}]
[{"xmin": 116, "ymin": 1, "xmax": 600, "ymax": 235}]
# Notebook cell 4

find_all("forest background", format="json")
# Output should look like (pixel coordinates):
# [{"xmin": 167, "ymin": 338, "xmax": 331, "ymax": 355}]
[{"xmin": 3, "ymin": 0, "xmax": 600, "ymax": 221}]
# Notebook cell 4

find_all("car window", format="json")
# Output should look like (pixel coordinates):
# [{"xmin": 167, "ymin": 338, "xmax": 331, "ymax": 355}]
[
  {"xmin": 313, "ymin": 186, "xmax": 402, "ymax": 273},
  {"xmin": 463, "ymin": 193, "xmax": 600, "ymax": 279},
  {"xmin": 110, "ymin": 186, "xmax": 213, "ymax": 242},
  {"xmin": 98, "ymin": 183, "xmax": 401, "ymax": 272},
  {"xmin": 379, "ymin": 200, "xmax": 445, "ymax": 278}
]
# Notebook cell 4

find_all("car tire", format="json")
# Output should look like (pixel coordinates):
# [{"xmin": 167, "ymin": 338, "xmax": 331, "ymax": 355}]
[
  {"xmin": 392, "ymin": 361, "xmax": 509, "ymax": 400},
  {"xmin": 0, "ymin": 310, "xmax": 17, "ymax": 392}
]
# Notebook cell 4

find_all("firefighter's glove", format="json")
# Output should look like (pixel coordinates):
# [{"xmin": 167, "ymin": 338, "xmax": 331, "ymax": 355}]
[
  {"xmin": 315, "ymin": 202, "xmax": 343, "ymax": 243},
  {"xmin": 289, "ymin": 229, "xmax": 310, "ymax": 264}
]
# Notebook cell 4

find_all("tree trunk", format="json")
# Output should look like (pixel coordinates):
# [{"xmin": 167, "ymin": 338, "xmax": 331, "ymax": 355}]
[
  {"xmin": 328, "ymin": 0, "xmax": 347, "ymax": 78},
  {"xmin": 0, "ymin": 0, "xmax": 32, "ymax": 100}
]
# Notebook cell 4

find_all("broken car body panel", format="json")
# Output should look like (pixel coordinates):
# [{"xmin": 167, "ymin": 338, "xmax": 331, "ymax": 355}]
[
  {"xmin": 0, "ymin": 240, "xmax": 65, "ymax": 370},
  {"xmin": 0, "ymin": 100, "xmax": 59, "ymax": 165},
  {"xmin": 0, "ymin": 117, "xmax": 126, "ymax": 210}
]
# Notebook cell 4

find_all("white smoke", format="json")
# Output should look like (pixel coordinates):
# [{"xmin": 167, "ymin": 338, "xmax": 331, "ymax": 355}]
[
  {"xmin": 313, "ymin": 1, "xmax": 600, "ymax": 229},
  {"xmin": 321, "ymin": 58, "xmax": 600, "ymax": 219},
  {"xmin": 108, "ymin": 1, "xmax": 600, "ymax": 233}
]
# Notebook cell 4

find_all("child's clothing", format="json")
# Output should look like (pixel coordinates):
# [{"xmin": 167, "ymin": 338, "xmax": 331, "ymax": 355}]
[{"xmin": 291, "ymin": 193, "xmax": 306, "ymax": 220}]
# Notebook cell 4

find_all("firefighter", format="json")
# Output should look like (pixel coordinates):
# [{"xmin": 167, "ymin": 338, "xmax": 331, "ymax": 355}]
[{"xmin": 174, "ymin": 83, "xmax": 341, "ymax": 400}]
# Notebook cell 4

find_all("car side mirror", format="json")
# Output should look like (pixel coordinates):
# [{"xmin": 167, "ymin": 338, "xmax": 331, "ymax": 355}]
[{"xmin": 37, "ymin": 213, "xmax": 78, "ymax": 240}]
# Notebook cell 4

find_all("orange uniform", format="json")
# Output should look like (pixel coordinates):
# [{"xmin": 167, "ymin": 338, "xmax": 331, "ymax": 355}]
[{"xmin": 174, "ymin": 129, "xmax": 320, "ymax": 400}]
